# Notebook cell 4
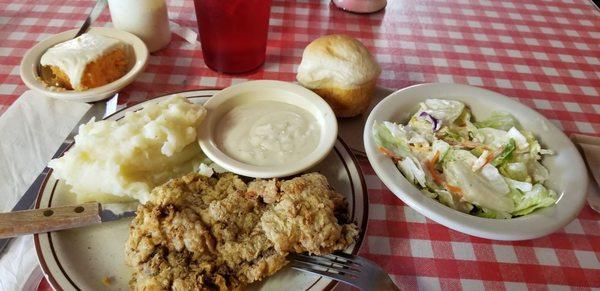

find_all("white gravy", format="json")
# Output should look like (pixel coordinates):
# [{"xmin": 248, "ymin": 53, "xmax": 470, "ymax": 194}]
[{"xmin": 215, "ymin": 100, "xmax": 321, "ymax": 166}]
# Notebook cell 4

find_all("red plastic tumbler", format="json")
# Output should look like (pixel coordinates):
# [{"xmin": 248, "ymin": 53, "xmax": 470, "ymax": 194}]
[{"xmin": 193, "ymin": 0, "xmax": 273, "ymax": 74}]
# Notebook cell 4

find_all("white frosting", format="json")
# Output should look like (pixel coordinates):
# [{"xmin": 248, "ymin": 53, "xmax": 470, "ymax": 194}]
[
  {"xmin": 297, "ymin": 35, "xmax": 381, "ymax": 89},
  {"xmin": 40, "ymin": 34, "xmax": 127, "ymax": 89}
]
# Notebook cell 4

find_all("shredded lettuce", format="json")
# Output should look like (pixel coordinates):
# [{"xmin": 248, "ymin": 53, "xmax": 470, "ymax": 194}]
[
  {"xmin": 397, "ymin": 157, "xmax": 427, "ymax": 188},
  {"xmin": 419, "ymin": 99, "xmax": 466, "ymax": 125},
  {"xmin": 500, "ymin": 162, "xmax": 530, "ymax": 182},
  {"xmin": 472, "ymin": 150, "xmax": 491, "ymax": 171},
  {"xmin": 372, "ymin": 121, "xmax": 412, "ymax": 158},
  {"xmin": 478, "ymin": 127, "xmax": 510, "ymax": 150},
  {"xmin": 510, "ymin": 185, "xmax": 557, "ymax": 216},
  {"xmin": 475, "ymin": 111, "xmax": 521, "ymax": 131},
  {"xmin": 439, "ymin": 127, "xmax": 462, "ymax": 142},
  {"xmin": 491, "ymin": 139, "xmax": 516, "ymax": 166},
  {"xmin": 527, "ymin": 159, "xmax": 550, "ymax": 183},
  {"xmin": 432, "ymin": 139, "xmax": 451, "ymax": 160},
  {"xmin": 443, "ymin": 148, "xmax": 475, "ymax": 164},
  {"xmin": 506, "ymin": 127, "xmax": 529, "ymax": 151},
  {"xmin": 422, "ymin": 189, "xmax": 438, "ymax": 199},
  {"xmin": 408, "ymin": 115, "xmax": 435, "ymax": 136},
  {"xmin": 436, "ymin": 189, "xmax": 474, "ymax": 213},
  {"xmin": 444, "ymin": 158, "xmax": 514, "ymax": 213},
  {"xmin": 473, "ymin": 207, "xmax": 511, "ymax": 219},
  {"xmin": 505, "ymin": 178, "xmax": 533, "ymax": 192}
]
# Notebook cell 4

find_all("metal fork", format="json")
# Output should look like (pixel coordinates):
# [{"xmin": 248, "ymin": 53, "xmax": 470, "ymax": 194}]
[{"xmin": 289, "ymin": 252, "xmax": 400, "ymax": 291}]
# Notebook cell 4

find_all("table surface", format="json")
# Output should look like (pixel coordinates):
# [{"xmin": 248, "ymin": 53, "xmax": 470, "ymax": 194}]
[{"xmin": 1, "ymin": 0, "xmax": 600, "ymax": 290}]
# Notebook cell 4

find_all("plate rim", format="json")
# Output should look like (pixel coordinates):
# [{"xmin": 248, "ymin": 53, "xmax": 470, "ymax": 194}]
[{"xmin": 34, "ymin": 89, "xmax": 369, "ymax": 291}]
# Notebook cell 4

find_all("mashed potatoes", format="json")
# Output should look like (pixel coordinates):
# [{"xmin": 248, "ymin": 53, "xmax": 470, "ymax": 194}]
[{"xmin": 49, "ymin": 96, "xmax": 207, "ymax": 203}]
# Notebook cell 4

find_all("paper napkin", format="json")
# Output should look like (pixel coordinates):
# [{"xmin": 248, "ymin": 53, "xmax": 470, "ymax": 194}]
[
  {"xmin": 0, "ymin": 91, "xmax": 90, "ymax": 291},
  {"xmin": 169, "ymin": 21, "xmax": 200, "ymax": 46},
  {"xmin": 571, "ymin": 133, "xmax": 600, "ymax": 213}
]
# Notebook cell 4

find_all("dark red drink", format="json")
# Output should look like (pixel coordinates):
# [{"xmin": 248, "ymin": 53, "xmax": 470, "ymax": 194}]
[{"xmin": 194, "ymin": 0, "xmax": 272, "ymax": 74}]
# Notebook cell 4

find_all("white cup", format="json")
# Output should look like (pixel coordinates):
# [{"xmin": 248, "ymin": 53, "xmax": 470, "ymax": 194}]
[{"xmin": 107, "ymin": 0, "xmax": 172, "ymax": 53}]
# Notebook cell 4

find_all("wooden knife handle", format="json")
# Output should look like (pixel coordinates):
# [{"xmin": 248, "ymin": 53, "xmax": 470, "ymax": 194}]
[{"xmin": 0, "ymin": 202, "xmax": 101, "ymax": 239}]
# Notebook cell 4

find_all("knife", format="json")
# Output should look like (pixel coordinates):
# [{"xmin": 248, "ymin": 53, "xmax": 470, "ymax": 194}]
[
  {"xmin": 74, "ymin": 0, "xmax": 108, "ymax": 39},
  {"xmin": 0, "ymin": 93, "xmax": 119, "ymax": 255},
  {"xmin": 0, "ymin": 202, "xmax": 138, "ymax": 239}
]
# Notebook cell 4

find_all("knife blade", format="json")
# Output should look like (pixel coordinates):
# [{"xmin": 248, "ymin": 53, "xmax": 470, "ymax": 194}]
[
  {"xmin": 100, "ymin": 202, "xmax": 139, "ymax": 222},
  {"xmin": 0, "ymin": 202, "xmax": 138, "ymax": 239},
  {"xmin": 74, "ymin": 0, "xmax": 108, "ymax": 39},
  {"xmin": 0, "ymin": 93, "xmax": 119, "ymax": 255}
]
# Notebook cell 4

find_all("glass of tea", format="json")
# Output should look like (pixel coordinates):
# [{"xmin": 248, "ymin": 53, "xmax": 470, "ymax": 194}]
[{"xmin": 193, "ymin": 0, "xmax": 273, "ymax": 74}]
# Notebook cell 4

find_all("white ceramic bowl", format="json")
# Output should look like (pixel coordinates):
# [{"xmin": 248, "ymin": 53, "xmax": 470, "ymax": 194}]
[
  {"xmin": 199, "ymin": 80, "xmax": 338, "ymax": 178},
  {"xmin": 364, "ymin": 83, "xmax": 588, "ymax": 240},
  {"xmin": 20, "ymin": 27, "xmax": 149, "ymax": 103}
]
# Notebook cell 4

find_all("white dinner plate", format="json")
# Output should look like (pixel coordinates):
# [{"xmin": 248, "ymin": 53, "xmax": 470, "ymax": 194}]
[
  {"xmin": 34, "ymin": 90, "xmax": 368, "ymax": 290},
  {"xmin": 364, "ymin": 83, "xmax": 588, "ymax": 241}
]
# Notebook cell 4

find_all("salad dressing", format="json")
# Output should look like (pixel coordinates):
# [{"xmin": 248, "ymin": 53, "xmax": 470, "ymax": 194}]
[{"xmin": 216, "ymin": 100, "xmax": 320, "ymax": 166}]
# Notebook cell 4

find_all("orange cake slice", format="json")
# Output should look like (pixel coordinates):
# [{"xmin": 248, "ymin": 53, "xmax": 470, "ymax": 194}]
[{"xmin": 40, "ymin": 33, "xmax": 130, "ymax": 91}]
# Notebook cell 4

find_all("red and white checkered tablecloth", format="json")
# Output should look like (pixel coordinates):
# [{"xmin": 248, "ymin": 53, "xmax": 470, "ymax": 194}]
[{"xmin": 1, "ymin": 0, "xmax": 600, "ymax": 289}]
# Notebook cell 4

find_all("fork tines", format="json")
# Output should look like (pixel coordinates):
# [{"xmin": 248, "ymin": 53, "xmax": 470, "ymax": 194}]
[
  {"xmin": 289, "ymin": 252, "xmax": 399, "ymax": 291},
  {"xmin": 288, "ymin": 252, "xmax": 362, "ymax": 278}
]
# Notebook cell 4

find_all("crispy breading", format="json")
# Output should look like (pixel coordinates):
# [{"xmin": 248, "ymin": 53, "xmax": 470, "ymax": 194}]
[
  {"xmin": 126, "ymin": 172, "xmax": 357, "ymax": 290},
  {"xmin": 261, "ymin": 173, "xmax": 358, "ymax": 255},
  {"xmin": 247, "ymin": 179, "xmax": 280, "ymax": 203}
]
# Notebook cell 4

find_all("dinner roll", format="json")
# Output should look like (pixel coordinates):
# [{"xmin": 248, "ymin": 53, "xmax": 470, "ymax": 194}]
[{"xmin": 296, "ymin": 35, "xmax": 381, "ymax": 117}]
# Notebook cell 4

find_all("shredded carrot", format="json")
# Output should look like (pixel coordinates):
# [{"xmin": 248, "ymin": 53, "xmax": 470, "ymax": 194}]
[
  {"xmin": 483, "ymin": 145, "xmax": 506, "ymax": 167},
  {"xmin": 445, "ymin": 183, "xmax": 463, "ymax": 196},
  {"xmin": 431, "ymin": 151, "xmax": 440, "ymax": 164},
  {"xmin": 460, "ymin": 141, "xmax": 481, "ymax": 149},
  {"xmin": 420, "ymin": 150, "xmax": 466, "ymax": 197},
  {"xmin": 484, "ymin": 151, "xmax": 495, "ymax": 165},
  {"xmin": 445, "ymin": 139, "xmax": 480, "ymax": 149},
  {"xmin": 378, "ymin": 147, "xmax": 401, "ymax": 162},
  {"xmin": 425, "ymin": 151, "xmax": 444, "ymax": 185}
]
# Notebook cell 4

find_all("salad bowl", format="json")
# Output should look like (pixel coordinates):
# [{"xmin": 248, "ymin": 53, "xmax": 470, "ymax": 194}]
[{"xmin": 364, "ymin": 83, "xmax": 588, "ymax": 240}]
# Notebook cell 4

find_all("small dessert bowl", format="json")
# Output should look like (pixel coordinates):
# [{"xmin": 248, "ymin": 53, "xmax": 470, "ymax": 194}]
[
  {"xmin": 199, "ymin": 80, "xmax": 338, "ymax": 178},
  {"xmin": 20, "ymin": 27, "xmax": 149, "ymax": 103}
]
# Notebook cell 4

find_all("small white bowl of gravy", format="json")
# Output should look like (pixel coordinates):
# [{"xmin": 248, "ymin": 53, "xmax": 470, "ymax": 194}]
[{"xmin": 199, "ymin": 80, "xmax": 338, "ymax": 178}]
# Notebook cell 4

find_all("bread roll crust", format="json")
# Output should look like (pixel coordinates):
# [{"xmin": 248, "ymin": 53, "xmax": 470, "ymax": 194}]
[
  {"xmin": 297, "ymin": 35, "xmax": 380, "ymax": 118},
  {"xmin": 311, "ymin": 79, "xmax": 377, "ymax": 118}
]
